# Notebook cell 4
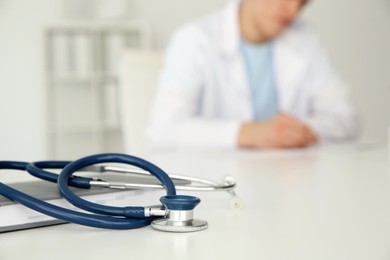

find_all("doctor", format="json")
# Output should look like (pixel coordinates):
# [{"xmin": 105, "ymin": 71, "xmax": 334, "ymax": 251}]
[{"xmin": 146, "ymin": 0, "xmax": 359, "ymax": 149}]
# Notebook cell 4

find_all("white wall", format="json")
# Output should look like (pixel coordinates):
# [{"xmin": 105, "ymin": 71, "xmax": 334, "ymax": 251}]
[
  {"xmin": 302, "ymin": 0, "xmax": 390, "ymax": 142},
  {"xmin": 0, "ymin": 0, "xmax": 62, "ymax": 160},
  {"xmin": 132, "ymin": 0, "xmax": 227, "ymax": 48},
  {"xmin": 0, "ymin": 0, "xmax": 388, "ymax": 161}
]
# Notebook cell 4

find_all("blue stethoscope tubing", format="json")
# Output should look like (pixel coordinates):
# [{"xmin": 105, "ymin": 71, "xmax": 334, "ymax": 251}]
[{"xmin": 0, "ymin": 153, "xmax": 177, "ymax": 230}]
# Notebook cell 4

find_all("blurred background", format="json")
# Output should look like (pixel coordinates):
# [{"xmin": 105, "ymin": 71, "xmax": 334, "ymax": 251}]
[{"xmin": 0, "ymin": 0, "xmax": 389, "ymax": 161}]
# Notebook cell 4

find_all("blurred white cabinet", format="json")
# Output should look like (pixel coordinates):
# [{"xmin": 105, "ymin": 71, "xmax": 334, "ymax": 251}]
[{"xmin": 45, "ymin": 21, "xmax": 151, "ymax": 159}]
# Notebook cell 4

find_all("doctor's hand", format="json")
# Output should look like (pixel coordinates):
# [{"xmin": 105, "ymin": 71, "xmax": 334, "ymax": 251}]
[{"xmin": 237, "ymin": 113, "xmax": 318, "ymax": 149}]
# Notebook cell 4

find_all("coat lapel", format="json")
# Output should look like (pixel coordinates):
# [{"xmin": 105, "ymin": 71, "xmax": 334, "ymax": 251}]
[
  {"xmin": 274, "ymin": 26, "xmax": 308, "ymax": 112},
  {"xmin": 218, "ymin": 0, "xmax": 251, "ymax": 108}
]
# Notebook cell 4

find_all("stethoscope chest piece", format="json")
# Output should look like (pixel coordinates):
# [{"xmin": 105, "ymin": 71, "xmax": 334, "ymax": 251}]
[{"xmin": 152, "ymin": 195, "xmax": 208, "ymax": 232}]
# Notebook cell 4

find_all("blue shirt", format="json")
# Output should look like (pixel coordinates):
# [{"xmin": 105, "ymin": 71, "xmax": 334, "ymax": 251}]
[{"xmin": 240, "ymin": 40, "xmax": 279, "ymax": 121}]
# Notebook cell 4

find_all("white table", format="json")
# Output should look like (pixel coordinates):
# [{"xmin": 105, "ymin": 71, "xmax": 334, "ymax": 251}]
[{"xmin": 0, "ymin": 143, "xmax": 389, "ymax": 260}]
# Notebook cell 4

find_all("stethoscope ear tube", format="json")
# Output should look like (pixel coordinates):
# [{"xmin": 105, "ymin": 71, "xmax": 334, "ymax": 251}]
[
  {"xmin": 57, "ymin": 153, "xmax": 176, "ymax": 218},
  {"xmin": 0, "ymin": 154, "xmax": 178, "ymax": 230},
  {"xmin": 0, "ymin": 182, "xmax": 153, "ymax": 229},
  {"xmin": 26, "ymin": 161, "xmax": 92, "ymax": 189}
]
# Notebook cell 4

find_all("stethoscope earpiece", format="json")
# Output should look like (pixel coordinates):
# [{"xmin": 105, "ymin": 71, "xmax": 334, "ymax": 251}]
[{"xmin": 151, "ymin": 195, "xmax": 208, "ymax": 232}]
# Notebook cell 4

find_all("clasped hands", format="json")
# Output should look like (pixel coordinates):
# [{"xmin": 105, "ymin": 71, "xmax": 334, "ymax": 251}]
[{"xmin": 237, "ymin": 113, "xmax": 318, "ymax": 149}]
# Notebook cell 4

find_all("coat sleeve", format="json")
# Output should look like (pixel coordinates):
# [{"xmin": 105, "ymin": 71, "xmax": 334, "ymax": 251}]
[
  {"xmin": 145, "ymin": 25, "xmax": 241, "ymax": 150},
  {"xmin": 296, "ymin": 28, "xmax": 360, "ymax": 142}
]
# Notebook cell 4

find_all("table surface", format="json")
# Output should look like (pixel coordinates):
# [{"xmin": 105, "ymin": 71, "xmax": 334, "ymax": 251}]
[{"xmin": 0, "ymin": 143, "xmax": 389, "ymax": 260}]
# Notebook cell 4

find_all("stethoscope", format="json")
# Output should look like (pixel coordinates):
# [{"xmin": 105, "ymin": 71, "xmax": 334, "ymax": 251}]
[{"xmin": 0, "ymin": 153, "xmax": 239, "ymax": 232}]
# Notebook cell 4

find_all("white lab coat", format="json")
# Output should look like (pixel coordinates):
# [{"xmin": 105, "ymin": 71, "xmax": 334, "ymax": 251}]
[{"xmin": 146, "ymin": 0, "xmax": 359, "ymax": 149}]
